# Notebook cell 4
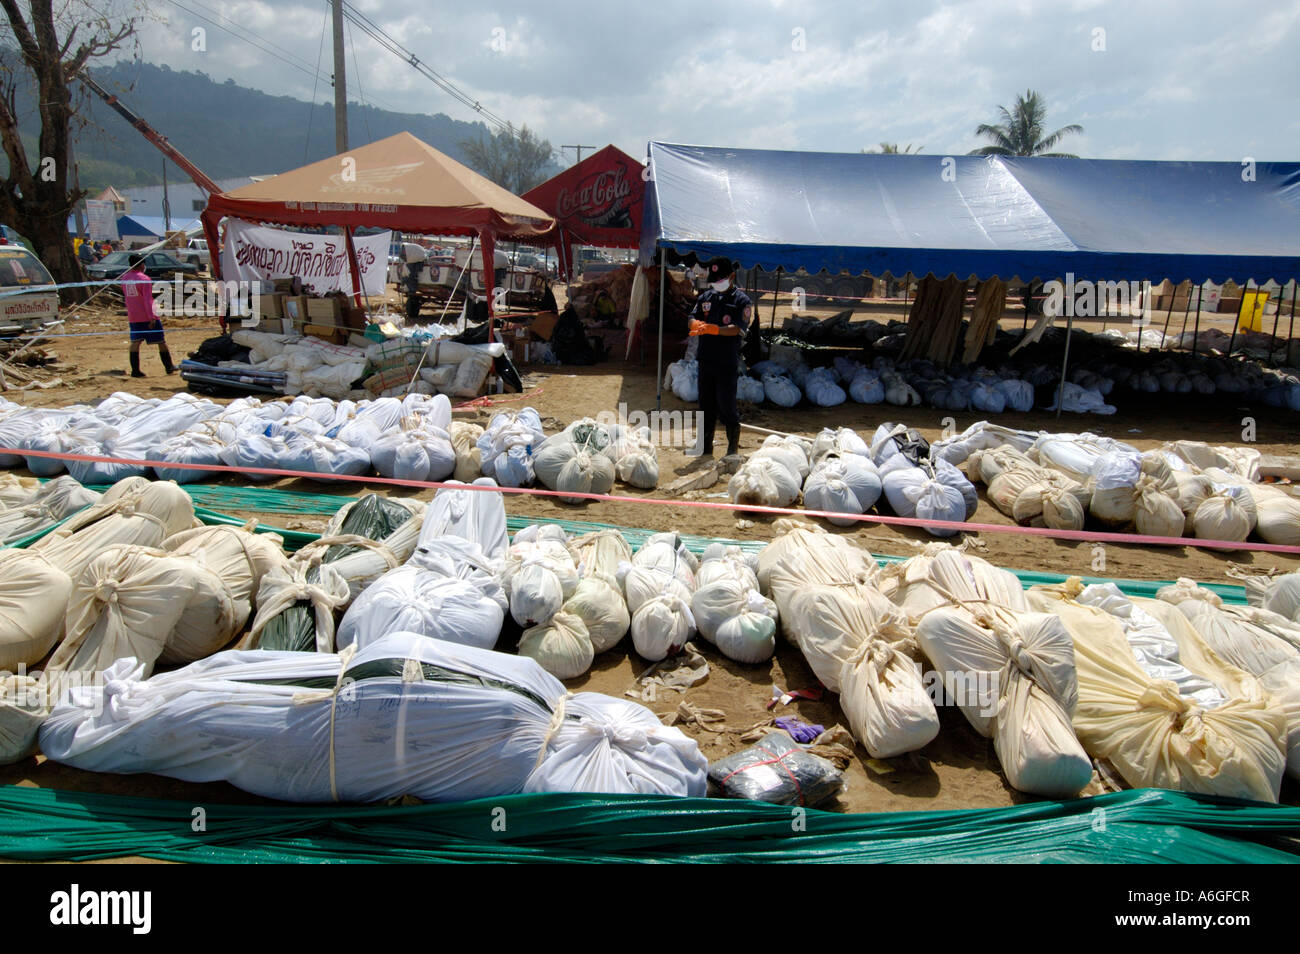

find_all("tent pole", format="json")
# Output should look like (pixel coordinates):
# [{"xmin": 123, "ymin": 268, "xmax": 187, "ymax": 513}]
[
  {"xmin": 343, "ymin": 226, "xmax": 365, "ymax": 311},
  {"xmin": 478, "ymin": 229, "xmax": 496, "ymax": 344},
  {"xmin": 771, "ymin": 267, "xmax": 782, "ymax": 329},
  {"xmin": 1227, "ymin": 279, "xmax": 1249, "ymax": 357},
  {"xmin": 1288, "ymin": 282, "xmax": 1298, "ymax": 364},
  {"xmin": 1055, "ymin": 310, "xmax": 1073, "ymax": 421},
  {"xmin": 1164, "ymin": 281, "xmax": 1189, "ymax": 350},
  {"xmin": 1190, "ymin": 284, "xmax": 1203, "ymax": 356},
  {"xmin": 1269, "ymin": 285, "xmax": 1284, "ymax": 364},
  {"xmin": 656, "ymin": 246, "xmax": 665, "ymax": 412}
]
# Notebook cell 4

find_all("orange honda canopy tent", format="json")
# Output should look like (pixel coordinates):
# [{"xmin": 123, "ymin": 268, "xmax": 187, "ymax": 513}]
[{"xmin": 202, "ymin": 131, "xmax": 556, "ymax": 325}]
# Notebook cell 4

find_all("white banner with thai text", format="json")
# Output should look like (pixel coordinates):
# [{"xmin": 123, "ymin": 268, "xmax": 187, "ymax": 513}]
[{"xmin": 221, "ymin": 219, "xmax": 389, "ymax": 296}]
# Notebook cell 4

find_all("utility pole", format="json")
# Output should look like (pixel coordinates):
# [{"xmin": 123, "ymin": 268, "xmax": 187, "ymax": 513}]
[
  {"xmin": 162, "ymin": 157, "xmax": 171, "ymax": 233},
  {"xmin": 332, "ymin": 0, "xmax": 348, "ymax": 153},
  {"xmin": 561, "ymin": 144, "xmax": 596, "ymax": 166}
]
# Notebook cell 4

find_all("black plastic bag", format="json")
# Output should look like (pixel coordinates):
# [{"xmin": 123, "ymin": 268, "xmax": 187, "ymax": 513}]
[{"xmin": 708, "ymin": 732, "xmax": 844, "ymax": 807}]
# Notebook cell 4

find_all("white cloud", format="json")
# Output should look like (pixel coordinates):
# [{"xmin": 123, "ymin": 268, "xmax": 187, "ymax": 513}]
[{"xmin": 112, "ymin": 0, "xmax": 1298, "ymax": 164}]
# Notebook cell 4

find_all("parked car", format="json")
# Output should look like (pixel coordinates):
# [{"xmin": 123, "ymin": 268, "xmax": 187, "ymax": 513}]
[
  {"xmin": 87, "ymin": 250, "xmax": 199, "ymax": 282},
  {"xmin": 0, "ymin": 244, "xmax": 59, "ymax": 333}
]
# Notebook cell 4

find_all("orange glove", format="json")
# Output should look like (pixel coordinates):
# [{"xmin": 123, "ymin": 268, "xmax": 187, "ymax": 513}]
[{"xmin": 689, "ymin": 319, "xmax": 719, "ymax": 336}]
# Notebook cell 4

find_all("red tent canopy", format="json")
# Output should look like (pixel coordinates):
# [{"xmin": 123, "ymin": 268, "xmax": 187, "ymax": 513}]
[
  {"xmin": 523, "ymin": 145, "xmax": 645, "ymax": 277},
  {"xmin": 202, "ymin": 131, "xmax": 556, "ymax": 322}
]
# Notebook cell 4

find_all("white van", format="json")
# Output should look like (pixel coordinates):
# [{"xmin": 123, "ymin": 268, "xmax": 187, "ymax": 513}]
[{"xmin": 0, "ymin": 244, "xmax": 58, "ymax": 333}]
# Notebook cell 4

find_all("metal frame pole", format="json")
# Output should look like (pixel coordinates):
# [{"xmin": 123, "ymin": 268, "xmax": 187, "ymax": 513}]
[
  {"xmin": 1227, "ymin": 279, "xmax": 1250, "ymax": 358},
  {"xmin": 1055, "ymin": 311, "xmax": 1073, "ymax": 420},
  {"xmin": 656, "ymin": 246, "xmax": 665, "ymax": 412},
  {"xmin": 1190, "ymin": 284, "xmax": 1203, "ymax": 356},
  {"xmin": 1169, "ymin": 282, "xmax": 1193, "ymax": 350},
  {"xmin": 771, "ymin": 266, "xmax": 782, "ymax": 329}
]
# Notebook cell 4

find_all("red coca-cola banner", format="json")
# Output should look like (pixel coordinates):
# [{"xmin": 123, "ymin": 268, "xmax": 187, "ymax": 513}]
[{"xmin": 523, "ymin": 145, "xmax": 645, "ymax": 250}]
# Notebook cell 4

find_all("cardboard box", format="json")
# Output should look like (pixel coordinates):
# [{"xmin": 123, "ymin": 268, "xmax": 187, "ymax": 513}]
[
  {"xmin": 282, "ymin": 295, "xmax": 309, "ymax": 324},
  {"xmin": 306, "ymin": 296, "xmax": 345, "ymax": 324},
  {"xmin": 529, "ymin": 312, "xmax": 558, "ymax": 341},
  {"xmin": 302, "ymin": 323, "xmax": 348, "ymax": 344}
]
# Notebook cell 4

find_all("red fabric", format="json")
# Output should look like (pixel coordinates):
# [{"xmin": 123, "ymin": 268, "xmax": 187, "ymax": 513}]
[{"xmin": 522, "ymin": 145, "xmax": 644, "ymax": 250}]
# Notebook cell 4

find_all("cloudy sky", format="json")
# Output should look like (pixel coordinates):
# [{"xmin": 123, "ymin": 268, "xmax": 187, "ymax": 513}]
[{"xmin": 124, "ymin": 0, "xmax": 1298, "ymax": 163}]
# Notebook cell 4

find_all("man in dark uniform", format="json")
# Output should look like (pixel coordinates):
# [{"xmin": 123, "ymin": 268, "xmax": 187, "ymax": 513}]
[{"xmin": 688, "ymin": 257, "xmax": 751, "ymax": 457}]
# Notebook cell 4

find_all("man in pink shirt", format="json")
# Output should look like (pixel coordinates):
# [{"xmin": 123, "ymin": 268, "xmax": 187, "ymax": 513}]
[{"xmin": 122, "ymin": 255, "xmax": 175, "ymax": 377}]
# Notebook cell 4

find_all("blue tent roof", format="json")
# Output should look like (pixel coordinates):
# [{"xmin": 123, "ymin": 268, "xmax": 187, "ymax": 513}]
[
  {"xmin": 639, "ymin": 143, "xmax": 1300, "ymax": 284},
  {"xmin": 115, "ymin": 215, "xmax": 202, "ymax": 238}
]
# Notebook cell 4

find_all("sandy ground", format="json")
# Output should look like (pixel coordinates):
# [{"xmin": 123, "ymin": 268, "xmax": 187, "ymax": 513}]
[{"xmin": 2, "ymin": 292, "xmax": 1298, "ymax": 831}]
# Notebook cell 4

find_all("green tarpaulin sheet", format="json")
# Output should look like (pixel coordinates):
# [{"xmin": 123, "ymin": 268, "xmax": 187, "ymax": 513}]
[{"xmin": 0, "ymin": 786, "xmax": 1295, "ymax": 863}]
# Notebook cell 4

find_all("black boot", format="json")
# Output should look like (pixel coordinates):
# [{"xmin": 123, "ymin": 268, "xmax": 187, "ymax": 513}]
[
  {"xmin": 160, "ymin": 346, "xmax": 177, "ymax": 375},
  {"xmin": 129, "ymin": 350, "xmax": 145, "ymax": 378},
  {"xmin": 725, "ymin": 423, "xmax": 741, "ymax": 457}
]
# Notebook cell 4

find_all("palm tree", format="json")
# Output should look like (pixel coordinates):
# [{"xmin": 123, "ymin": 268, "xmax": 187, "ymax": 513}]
[
  {"xmin": 970, "ymin": 90, "xmax": 1083, "ymax": 157},
  {"xmin": 863, "ymin": 142, "xmax": 923, "ymax": 154}
]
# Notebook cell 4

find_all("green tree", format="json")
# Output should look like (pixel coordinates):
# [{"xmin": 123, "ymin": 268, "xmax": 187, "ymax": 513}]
[
  {"xmin": 458, "ymin": 124, "xmax": 554, "ymax": 194},
  {"xmin": 862, "ymin": 142, "xmax": 922, "ymax": 154},
  {"xmin": 0, "ymin": 1, "xmax": 139, "ymax": 298},
  {"xmin": 970, "ymin": 90, "xmax": 1083, "ymax": 157}
]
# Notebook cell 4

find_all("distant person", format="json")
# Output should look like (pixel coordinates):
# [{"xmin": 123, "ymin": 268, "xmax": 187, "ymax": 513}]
[
  {"xmin": 77, "ymin": 237, "xmax": 96, "ymax": 268},
  {"xmin": 122, "ymin": 254, "xmax": 176, "ymax": 378}
]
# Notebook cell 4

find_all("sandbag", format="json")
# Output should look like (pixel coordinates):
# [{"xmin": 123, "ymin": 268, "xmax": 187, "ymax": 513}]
[
  {"xmin": 450, "ymin": 421, "xmax": 484, "ymax": 482},
  {"xmin": 337, "ymin": 566, "xmax": 504, "ymax": 652},
  {"xmin": 1133, "ymin": 475, "xmax": 1185, "ymax": 539},
  {"xmin": 163, "ymin": 524, "xmax": 289, "ymax": 614},
  {"xmin": 563, "ymin": 576, "xmax": 629, "ymax": 654},
  {"xmin": 370, "ymin": 426, "xmax": 457, "ymax": 482},
  {"xmin": 1027, "ymin": 580, "xmax": 1285, "ymax": 802},
  {"xmin": 1251, "ymin": 488, "xmax": 1300, "ymax": 546},
  {"xmin": 291, "ymin": 495, "xmax": 425, "ymax": 603},
  {"xmin": 692, "ymin": 560, "xmax": 778, "ymax": 664},
  {"xmin": 1154, "ymin": 579, "xmax": 1300, "ymax": 779},
  {"xmin": 417, "ymin": 478, "xmax": 509, "ymax": 561},
  {"xmin": 761, "ymin": 373, "xmax": 800, "ymax": 407},
  {"xmin": 728, "ymin": 456, "xmax": 801, "ymax": 508},
  {"xmin": 49, "ymin": 544, "xmax": 239, "ymax": 679},
  {"xmin": 629, "ymin": 594, "xmax": 695, "ymax": 662},
  {"xmin": 882, "ymin": 467, "xmax": 965, "ymax": 537},
  {"xmin": 877, "ymin": 546, "xmax": 1092, "ymax": 796},
  {"xmin": 0, "ymin": 549, "xmax": 73, "ymax": 671},
  {"xmin": 0, "ymin": 475, "xmax": 100, "ymax": 545},
  {"xmin": 40, "ymin": 632, "xmax": 709, "ymax": 801},
  {"xmin": 1192, "ymin": 491, "xmax": 1253, "ymax": 544},
  {"xmin": 503, "ymin": 538, "xmax": 580, "ymax": 627},
  {"xmin": 759, "ymin": 521, "xmax": 938, "ymax": 758},
  {"xmin": 242, "ymin": 563, "xmax": 351, "ymax": 654},
  {"xmin": 519, "ymin": 610, "xmax": 594, "ymax": 679}
]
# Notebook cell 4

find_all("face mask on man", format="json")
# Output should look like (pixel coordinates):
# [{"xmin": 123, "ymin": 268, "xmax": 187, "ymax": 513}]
[{"xmin": 709, "ymin": 279, "xmax": 731, "ymax": 293}]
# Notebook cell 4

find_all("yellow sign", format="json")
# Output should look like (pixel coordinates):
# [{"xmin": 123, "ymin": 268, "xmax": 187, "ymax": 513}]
[{"xmin": 1238, "ymin": 290, "xmax": 1270, "ymax": 332}]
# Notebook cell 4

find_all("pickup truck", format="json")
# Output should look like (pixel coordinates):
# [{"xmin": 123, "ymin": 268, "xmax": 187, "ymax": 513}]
[{"xmin": 173, "ymin": 238, "xmax": 211, "ymax": 272}]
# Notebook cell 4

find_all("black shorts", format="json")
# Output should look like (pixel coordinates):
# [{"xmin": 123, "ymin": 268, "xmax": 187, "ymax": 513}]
[{"xmin": 129, "ymin": 320, "xmax": 165, "ymax": 344}]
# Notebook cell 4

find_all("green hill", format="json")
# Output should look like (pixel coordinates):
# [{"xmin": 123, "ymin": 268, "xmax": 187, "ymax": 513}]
[{"xmin": 8, "ymin": 58, "xmax": 559, "ymax": 192}]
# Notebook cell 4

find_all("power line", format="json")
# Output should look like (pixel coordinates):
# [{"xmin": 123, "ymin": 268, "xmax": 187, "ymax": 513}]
[
  {"xmin": 346, "ymin": 17, "xmax": 372, "ymax": 143},
  {"xmin": 304, "ymin": 4, "xmax": 329, "ymax": 163},
  {"xmin": 338, "ymin": 1, "xmax": 517, "ymax": 136},
  {"xmin": 160, "ymin": 0, "xmax": 402, "ymax": 114}
]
